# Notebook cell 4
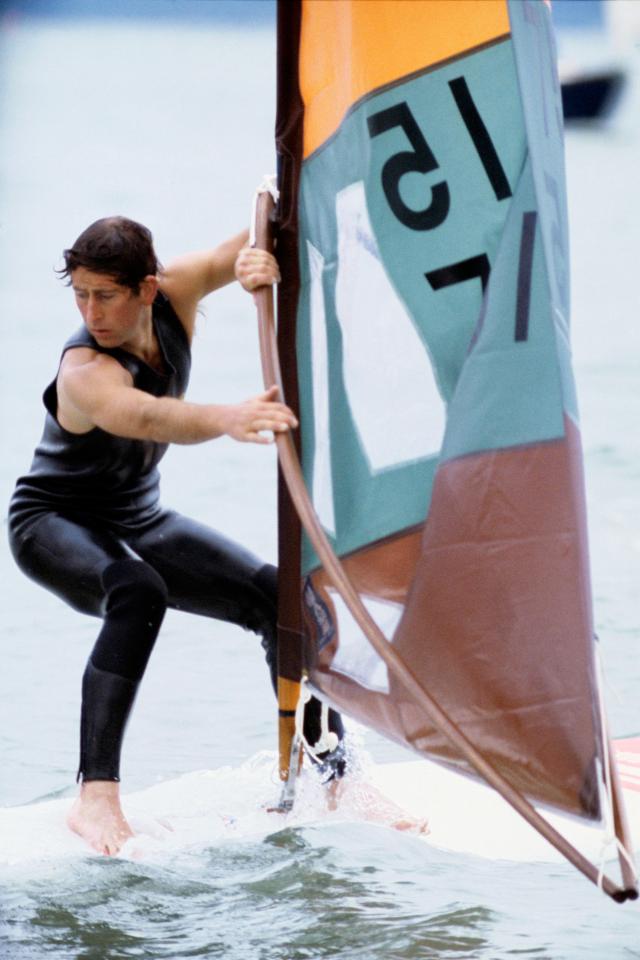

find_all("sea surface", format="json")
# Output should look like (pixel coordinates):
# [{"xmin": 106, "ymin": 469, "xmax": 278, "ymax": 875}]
[{"xmin": 1, "ymin": 10, "xmax": 639, "ymax": 960}]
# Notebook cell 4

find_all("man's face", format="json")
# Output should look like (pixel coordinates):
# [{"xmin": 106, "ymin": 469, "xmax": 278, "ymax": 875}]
[{"xmin": 71, "ymin": 268, "xmax": 145, "ymax": 347}]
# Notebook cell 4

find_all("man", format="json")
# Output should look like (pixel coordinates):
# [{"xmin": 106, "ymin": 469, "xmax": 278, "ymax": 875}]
[{"xmin": 8, "ymin": 216, "xmax": 345, "ymax": 856}]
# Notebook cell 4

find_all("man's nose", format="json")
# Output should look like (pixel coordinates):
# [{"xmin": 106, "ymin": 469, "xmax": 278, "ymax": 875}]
[{"xmin": 86, "ymin": 296, "xmax": 102, "ymax": 322}]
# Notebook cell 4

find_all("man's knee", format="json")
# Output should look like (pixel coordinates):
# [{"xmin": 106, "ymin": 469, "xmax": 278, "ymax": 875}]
[{"xmin": 101, "ymin": 558, "xmax": 168, "ymax": 622}]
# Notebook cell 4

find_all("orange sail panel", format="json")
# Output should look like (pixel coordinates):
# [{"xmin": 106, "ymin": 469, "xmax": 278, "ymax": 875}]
[
  {"xmin": 276, "ymin": 0, "xmax": 603, "ymax": 822},
  {"xmin": 299, "ymin": 0, "xmax": 510, "ymax": 159}
]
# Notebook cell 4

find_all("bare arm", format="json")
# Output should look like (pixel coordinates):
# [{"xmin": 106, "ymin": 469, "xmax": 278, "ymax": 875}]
[
  {"xmin": 57, "ymin": 349, "xmax": 297, "ymax": 445},
  {"xmin": 157, "ymin": 230, "xmax": 248, "ymax": 337},
  {"xmin": 158, "ymin": 231, "xmax": 281, "ymax": 339}
]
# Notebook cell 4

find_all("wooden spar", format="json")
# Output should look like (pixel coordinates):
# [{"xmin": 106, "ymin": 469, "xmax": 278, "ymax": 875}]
[{"xmin": 252, "ymin": 189, "xmax": 638, "ymax": 902}]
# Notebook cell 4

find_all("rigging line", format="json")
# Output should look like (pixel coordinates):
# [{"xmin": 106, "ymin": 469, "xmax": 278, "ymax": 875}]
[
  {"xmin": 252, "ymin": 187, "xmax": 634, "ymax": 902},
  {"xmin": 595, "ymin": 648, "xmax": 638, "ymax": 892},
  {"xmin": 596, "ymin": 635, "xmax": 625, "ymax": 709}
]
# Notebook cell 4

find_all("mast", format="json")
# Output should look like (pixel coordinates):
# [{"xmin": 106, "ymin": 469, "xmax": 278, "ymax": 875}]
[{"xmin": 272, "ymin": 0, "xmax": 305, "ymax": 794}]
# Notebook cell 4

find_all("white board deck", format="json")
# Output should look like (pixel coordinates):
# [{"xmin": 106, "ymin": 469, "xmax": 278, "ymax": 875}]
[
  {"xmin": 370, "ymin": 736, "xmax": 640, "ymax": 864},
  {"xmin": 1, "ymin": 740, "xmax": 638, "ymax": 868}
]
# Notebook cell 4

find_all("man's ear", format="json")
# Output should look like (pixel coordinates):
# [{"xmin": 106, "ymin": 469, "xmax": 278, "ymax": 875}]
[{"xmin": 139, "ymin": 274, "xmax": 159, "ymax": 305}]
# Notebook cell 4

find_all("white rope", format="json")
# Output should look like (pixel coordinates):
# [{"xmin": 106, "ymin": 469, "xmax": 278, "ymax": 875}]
[
  {"xmin": 595, "ymin": 647, "xmax": 638, "ymax": 891},
  {"xmin": 316, "ymin": 701, "xmax": 340, "ymax": 756},
  {"xmin": 249, "ymin": 174, "xmax": 279, "ymax": 247}
]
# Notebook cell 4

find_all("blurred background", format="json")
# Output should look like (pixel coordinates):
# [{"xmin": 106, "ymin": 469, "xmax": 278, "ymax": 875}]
[
  {"xmin": 0, "ymin": 2, "xmax": 639, "ymax": 957},
  {"xmin": 0, "ymin": 0, "xmax": 283, "ymax": 807}
]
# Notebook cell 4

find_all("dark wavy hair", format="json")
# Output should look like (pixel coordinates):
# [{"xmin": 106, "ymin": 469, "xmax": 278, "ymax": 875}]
[{"xmin": 58, "ymin": 216, "xmax": 161, "ymax": 292}]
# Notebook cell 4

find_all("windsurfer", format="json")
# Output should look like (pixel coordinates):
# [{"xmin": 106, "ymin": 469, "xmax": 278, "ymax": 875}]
[{"xmin": 7, "ymin": 216, "xmax": 346, "ymax": 856}]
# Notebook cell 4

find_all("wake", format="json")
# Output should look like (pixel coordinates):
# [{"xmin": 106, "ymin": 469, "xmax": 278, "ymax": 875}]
[
  {"xmin": 2, "ymin": 745, "xmax": 639, "ymax": 867},
  {"xmin": 0, "ymin": 750, "xmax": 425, "ymax": 866}
]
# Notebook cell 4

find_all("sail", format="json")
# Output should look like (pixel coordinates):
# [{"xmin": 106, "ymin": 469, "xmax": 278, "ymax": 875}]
[{"xmin": 271, "ymin": 0, "xmax": 636, "ymax": 893}]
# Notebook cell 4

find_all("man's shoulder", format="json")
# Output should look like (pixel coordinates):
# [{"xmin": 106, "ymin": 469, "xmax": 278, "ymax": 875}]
[
  {"xmin": 59, "ymin": 346, "xmax": 132, "ymax": 386},
  {"xmin": 63, "ymin": 325, "xmax": 95, "ymax": 351}
]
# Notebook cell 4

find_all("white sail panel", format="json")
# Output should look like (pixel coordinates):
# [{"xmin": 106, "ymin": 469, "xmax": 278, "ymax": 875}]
[
  {"xmin": 328, "ymin": 588, "xmax": 404, "ymax": 694},
  {"xmin": 307, "ymin": 240, "xmax": 336, "ymax": 535},
  {"xmin": 335, "ymin": 181, "xmax": 446, "ymax": 472}
]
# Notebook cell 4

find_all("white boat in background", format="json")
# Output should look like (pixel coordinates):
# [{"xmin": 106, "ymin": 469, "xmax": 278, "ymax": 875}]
[{"xmin": 555, "ymin": 0, "xmax": 640, "ymax": 120}]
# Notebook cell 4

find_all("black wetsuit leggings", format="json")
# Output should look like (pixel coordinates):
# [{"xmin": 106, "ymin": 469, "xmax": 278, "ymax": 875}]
[{"xmin": 9, "ymin": 508, "xmax": 343, "ymax": 781}]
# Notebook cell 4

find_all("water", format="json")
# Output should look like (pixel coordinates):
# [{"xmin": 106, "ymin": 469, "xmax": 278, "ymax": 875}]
[{"xmin": 1, "ymin": 11, "xmax": 639, "ymax": 960}]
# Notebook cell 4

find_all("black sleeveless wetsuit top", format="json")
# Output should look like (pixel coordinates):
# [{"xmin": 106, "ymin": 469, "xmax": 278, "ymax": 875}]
[{"xmin": 9, "ymin": 292, "xmax": 191, "ymax": 537}]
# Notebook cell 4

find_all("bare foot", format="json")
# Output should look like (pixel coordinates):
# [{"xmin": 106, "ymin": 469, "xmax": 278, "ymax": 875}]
[
  {"xmin": 67, "ymin": 781, "xmax": 134, "ymax": 856},
  {"xmin": 327, "ymin": 778, "xmax": 429, "ymax": 835}
]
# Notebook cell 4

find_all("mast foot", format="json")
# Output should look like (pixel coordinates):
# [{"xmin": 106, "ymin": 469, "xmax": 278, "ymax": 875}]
[{"xmin": 267, "ymin": 732, "xmax": 303, "ymax": 815}]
